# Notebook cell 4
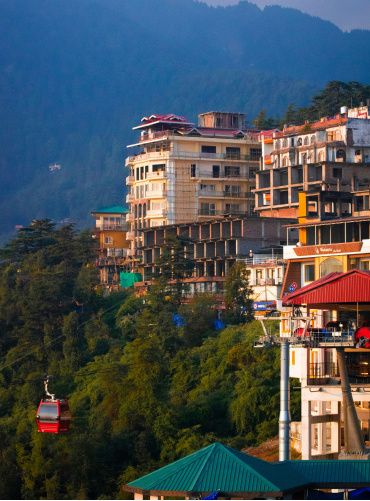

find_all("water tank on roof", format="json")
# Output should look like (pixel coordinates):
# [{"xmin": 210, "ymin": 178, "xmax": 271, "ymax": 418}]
[{"xmin": 340, "ymin": 106, "xmax": 348, "ymax": 114}]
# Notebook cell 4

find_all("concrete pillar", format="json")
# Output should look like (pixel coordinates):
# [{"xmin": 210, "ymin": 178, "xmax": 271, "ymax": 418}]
[
  {"xmin": 279, "ymin": 340, "xmax": 291, "ymax": 461},
  {"xmin": 317, "ymin": 402, "xmax": 326, "ymax": 454},
  {"xmin": 134, "ymin": 494, "xmax": 144, "ymax": 500},
  {"xmin": 301, "ymin": 398, "xmax": 312, "ymax": 460}
]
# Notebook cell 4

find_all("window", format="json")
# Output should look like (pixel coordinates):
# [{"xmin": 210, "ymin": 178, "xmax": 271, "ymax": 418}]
[
  {"xmin": 250, "ymin": 148, "xmax": 262, "ymax": 159},
  {"xmin": 283, "ymin": 138, "xmax": 288, "ymax": 148},
  {"xmin": 282, "ymin": 157, "xmax": 288, "ymax": 167},
  {"xmin": 140, "ymin": 166, "xmax": 144, "ymax": 179},
  {"xmin": 135, "ymin": 186, "xmax": 139, "ymax": 199},
  {"xmin": 212, "ymin": 165, "xmax": 220, "ymax": 178},
  {"xmin": 226, "ymin": 147, "xmax": 240, "ymax": 159},
  {"xmin": 333, "ymin": 168, "xmax": 342, "ymax": 179},
  {"xmin": 302, "ymin": 153, "xmax": 307, "ymax": 164},
  {"xmin": 328, "ymin": 131, "xmax": 337, "ymax": 141},
  {"xmin": 291, "ymin": 138, "xmax": 294, "ymax": 147},
  {"xmin": 153, "ymin": 164, "xmax": 165, "ymax": 172},
  {"xmin": 256, "ymin": 269, "xmax": 263, "ymax": 279},
  {"xmin": 191, "ymin": 164, "xmax": 196, "ymax": 177},
  {"xmin": 225, "ymin": 203, "xmax": 240, "ymax": 213},
  {"xmin": 138, "ymin": 204, "xmax": 142, "ymax": 218},
  {"xmin": 292, "ymin": 351, "xmax": 296, "ymax": 366},
  {"xmin": 318, "ymin": 151, "xmax": 325, "ymax": 162},
  {"xmin": 280, "ymin": 191, "xmax": 288, "ymax": 204},
  {"xmin": 216, "ymin": 117, "xmax": 221, "ymax": 127},
  {"xmin": 297, "ymin": 138, "xmax": 302, "ymax": 146},
  {"xmin": 275, "ymin": 140, "xmax": 281, "ymax": 149},
  {"xmin": 201, "ymin": 145, "xmax": 216, "ymax": 154},
  {"xmin": 145, "ymin": 165, "xmax": 149, "ymax": 178},
  {"xmin": 304, "ymin": 136, "xmax": 309, "ymax": 146},
  {"xmin": 200, "ymin": 203, "xmax": 216, "ymax": 215},
  {"xmin": 104, "ymin": 237, "xmax": 113, "ymax": 245},
  {"xmin": 311, "ymin": 135, "xmax": 316, "ymax": 144},
  {"xmin": 136, "ymin": 168, "xmax": 139, "ymax": 181},
  {"xmin": 225, "ymin": 166, "xmax": 240, "ymax": 177},
  {"xmin": 320, "ymin": 258, "xmax": 343, "ymax": 278},
  {"xmin": 134, "ymin": 205, "xmax": 137, "ymax": 218},
  {"xmin": 143, "ymin": 203, "xmax": 146, "ymax": 218},
  {"xmin": 336, "ymin": 149, "xmax": 346, "ymax": 161},
  {"xmin": 304, "ymin": 264, "xmax": 315, "ymax": 282},
  {"xmin": 225, "ymin": 185, "xmax": 241, "ymax": 196},
  {"xmin": 201, "ymin": 184, "xmax": 216, "ymax": 191},
  {"xmin": 361, "ymin": 261, "xmax": 370, "ymax": 271},
  {"xmin": 267, "ymin": 268, "xmax": 275, "ymax": 279}
]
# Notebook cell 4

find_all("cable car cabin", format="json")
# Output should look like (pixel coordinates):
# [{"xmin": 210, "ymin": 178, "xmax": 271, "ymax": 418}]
[{"xmin": 36, "ymin": 399, "xmax": 72, "ymax": 433}]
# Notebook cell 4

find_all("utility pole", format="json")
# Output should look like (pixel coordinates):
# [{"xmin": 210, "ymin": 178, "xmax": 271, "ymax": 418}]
[{"xmin": 279, "ymin": 339, "xmax": 291, "ymax": 461}]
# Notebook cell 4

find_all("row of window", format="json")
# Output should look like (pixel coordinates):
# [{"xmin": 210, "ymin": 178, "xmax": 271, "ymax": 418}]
[
  {"xmin": 304, "ymin": 258, "xmax": 370, "ymax": 283},
  {"xmin": 275, "ymin": 131, "xmax": 342, "ymax": 150}
]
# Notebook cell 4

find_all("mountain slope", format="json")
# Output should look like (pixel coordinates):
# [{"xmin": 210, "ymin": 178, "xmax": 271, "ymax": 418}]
[{"xmin": 0, "ymin": 0, "xmax": 369, "ymax": 239}]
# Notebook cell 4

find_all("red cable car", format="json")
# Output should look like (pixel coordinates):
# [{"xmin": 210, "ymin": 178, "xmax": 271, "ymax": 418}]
[{"xmin": 36, "ymin": 375, "xmax": 72, "ymax": 433}]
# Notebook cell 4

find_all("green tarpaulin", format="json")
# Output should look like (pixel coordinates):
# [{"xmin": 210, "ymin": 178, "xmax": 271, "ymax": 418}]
[{"xmin": 120, "ymin": 272, "xmax": 142, "ymax": 288}]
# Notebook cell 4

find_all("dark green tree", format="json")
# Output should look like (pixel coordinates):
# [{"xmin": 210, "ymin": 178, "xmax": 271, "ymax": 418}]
[{"xmin": 225, "ymin": 261, "xmax": 253, "ymax": 324}]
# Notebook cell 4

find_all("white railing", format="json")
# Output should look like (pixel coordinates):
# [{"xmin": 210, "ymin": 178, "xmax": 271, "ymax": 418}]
[
  {"xmin": 126, "ymin": 193, "xmax": 135, "ymax": 203},
  {"xmin": 126, "ymin": 231, "xmax": 135, "ymax": 240},
  {"xmin": 147, "ymin": 190, "xmax": 167, "ymax": 198},
  {"xmin": 125, "ymin": 150, "xmax": 261, "ymax": 164},
  {"xmin": 243, "ymin": 257, "xmax": 285, "ymax": 265},
  {"xmin": 146, "ymin": 171, "xmax": 167, "ymax": 179},
  {"xmin": 146, "ymin": 208, "xmax": 167, "ymax": 217},
  {"xmin": 126, "ymin": 175, "xmax": 135, "ymax": 184},
  {"xmin": 126, "ymin": 213, "xmax": 134, "ymax": 222}
]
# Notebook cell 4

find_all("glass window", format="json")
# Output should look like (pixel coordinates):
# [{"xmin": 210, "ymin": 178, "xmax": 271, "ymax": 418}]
[
  {"xmin": 201, "ymin": 145, "xmax": 216, "ymax": 154},
  {"xmin": 191, "ymin": 164, "xmax": 196, "ymax": 177},
  {"xmin": 320, "ymin": 258, "xmax": 343, "ymax": 277},
  {"xmin": 305, "ymin": 264, "xmax": 315, "ymax": 282},
  {"xmin": 362, "ymin": 261, "xmax": 370, "ymax": 271},
  {"xmin": 256, "ymin": 269, "xmax": 263, "ymax": 279},
  {"xmin": 38, "ymin": 404, "xmax": 59, "ymax": 423}
]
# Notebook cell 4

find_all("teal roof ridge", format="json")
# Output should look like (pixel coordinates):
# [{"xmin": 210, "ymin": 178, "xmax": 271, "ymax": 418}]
[
  {"xmin": 221, "ymin": 445, "xmax": 281, "ymax": 492},
  {"xmin": 189, "ymin": 443, "xmax": 220, "ymax": 491},
  {"xmin": 92, "ymin": 205, "xmax": 129, "ymax": 214}
]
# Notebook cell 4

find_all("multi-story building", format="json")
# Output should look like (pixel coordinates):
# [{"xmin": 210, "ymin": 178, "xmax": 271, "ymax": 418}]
[
  {"xmin": 91, "ymin": 206, "xmax": 130, "ymax": 290},
  {"xmin": 125, "ymin": 112, "xmax": 263, "ymax": 259},
  {"xmin": 254, "ymin": 106, "xmax": 370, "ymax": 218},
  {"xmin": 276, "ymin": 188, "xmax": 370, "ymax": 460},
  {"xmin": 133, "ymin": 215, "xmax": 295, "ymax": 282}
]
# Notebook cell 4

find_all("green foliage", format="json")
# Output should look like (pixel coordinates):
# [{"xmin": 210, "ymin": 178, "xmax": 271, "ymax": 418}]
[
  {"xmin": 225, "ymin": 261, "xmax": 254, "ymax": 324},
  {"xmin": 0, "ymin": 223, "xmax": 300, "ymax": 499}
]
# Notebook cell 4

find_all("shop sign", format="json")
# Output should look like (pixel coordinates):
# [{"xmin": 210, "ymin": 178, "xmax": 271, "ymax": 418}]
[{"xmin": 293, "ymin": 241, "xmax": 362, "ymax": 257}]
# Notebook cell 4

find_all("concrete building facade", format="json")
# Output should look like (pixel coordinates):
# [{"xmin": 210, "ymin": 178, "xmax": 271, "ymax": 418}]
[{"xmin": 254, "ymin": 107, "xmax": 370, "ymax": 219}]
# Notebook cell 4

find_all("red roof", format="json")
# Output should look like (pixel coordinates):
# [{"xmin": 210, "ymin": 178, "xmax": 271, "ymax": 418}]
[
  {"xmin": 283, "ymin": 117, "xmax": 347, "ymax": 136},
  {"xmin": 282, "ymin": 269, "xmax": 370, "ymax": 306}
]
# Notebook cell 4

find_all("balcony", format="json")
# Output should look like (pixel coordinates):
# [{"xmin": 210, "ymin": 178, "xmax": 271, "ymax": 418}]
[
  {"xmin": 250, "ymin": 278, "xmax": 283, "ymax": 286},
  {"xmin": 126, "ymin": 231, "xmax": 135, "ymax": 240},
  {"xmin": 198, "ymin": 209, "xmax": 256, "ymax": 217},
  {"xmin": 126, "ymin": 175, "xmax": 135, "ymax": 185},
  {"xmin": 125, "ymin": 150, "xmax": 261, "ymax": 165},
  {"xmin": 96, "ymin": 223, "xmax": 129, "ymax": 231},
  {"xmin": 196, "ymin": 171, "xmax": 253, "ymax": 180},
  {"xmin": 198, "ymin": 190, "xmax": 254, "ymax": 199},
  {"xmin": 147, "ymin": 189, "xmax": 167, "ymax": 199},
  {"xmin": 146, "ymin": 208, "xmax": 168, "ymax": 217},
  {"xmin": 139, "ymin": 130, "xmax": 172, "ymax": 143},
  {"xmin": 243, "ymin": 257, "xmax": 285, "ymax": 266},
  {"xmin": 126, "ymin": 213, "xmax": 135, "ymax": 222},
  {"xmin": 126, "ymin": 193, "xmax": 135, "ymax": 203},
  {"xmin": 146, "ymin": 171, "xmax": 167, "ymax": 180}
]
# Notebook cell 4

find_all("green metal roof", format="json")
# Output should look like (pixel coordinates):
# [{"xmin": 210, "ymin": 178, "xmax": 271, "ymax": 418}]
[
  {"xmin": 290, "ymin": 460, "xmax": 370, "ymax": 485},
  {"xmin": 91, "ymin": 205, "xmax": 129, "ymax": 214},
  {"xmin": 126, "ymin": 443, "xmax": 309, "ymax": 494}
]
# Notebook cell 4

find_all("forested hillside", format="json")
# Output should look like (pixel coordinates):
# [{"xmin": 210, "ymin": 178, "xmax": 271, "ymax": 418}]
[
  {"xmin": 2, "ymin": 0, "xmax": 370, "ymax": 241},
  {"xmin": 0, "ymin": 222, "xmax": 300, "ymax": 499}
]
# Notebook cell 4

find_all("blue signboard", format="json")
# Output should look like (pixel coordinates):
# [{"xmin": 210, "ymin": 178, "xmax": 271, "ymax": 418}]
[
  {"xmin": 253, "ymin": 302, "xmax": 276, "ymax": 311},
  {"xmin": 289, "ymin": 285, "xmax": 295, "ymax": 293}
]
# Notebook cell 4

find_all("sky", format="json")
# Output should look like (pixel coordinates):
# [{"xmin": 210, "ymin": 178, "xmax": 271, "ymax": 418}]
[{"xmin": 202, "ymin": 0, "xmax": 370, "ymax": 32}]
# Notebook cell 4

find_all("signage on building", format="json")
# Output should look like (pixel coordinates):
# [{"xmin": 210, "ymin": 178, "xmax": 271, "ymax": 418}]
[
  {"xmin": 357, "ymin": 112, "xmax": 368, "ymax": 119},
  {"xmin": 288, "ymin": 282, "xmax": 297, "ymax": 293},
  {"xmin": 293, "ymin": 241, "xmax": 363, "ymax": 257},
  {"xmin": 253, "ymin": 302, "xmax": 276, "ymax": 311}
]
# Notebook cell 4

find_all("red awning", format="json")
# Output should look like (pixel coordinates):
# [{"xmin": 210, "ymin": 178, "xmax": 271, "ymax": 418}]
[{"xmin": 282, "ymin": 269, "xmax": 370, "ymax": 306}]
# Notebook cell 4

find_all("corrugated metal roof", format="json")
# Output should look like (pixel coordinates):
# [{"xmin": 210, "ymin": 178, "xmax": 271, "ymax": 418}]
[
  {"xmin": 282, "ymin": 269, "xmax": 370, "ymax": 305},
  {"xmin": 126, "ymin": 443, "xmax": 308, "ymax": 493},
  {"xmin": 290, "ymin": 460, "xmax": 370, "ymax": 484}
]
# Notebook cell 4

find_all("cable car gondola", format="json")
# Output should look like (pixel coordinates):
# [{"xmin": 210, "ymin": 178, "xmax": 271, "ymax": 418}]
[{"xmin": 36, "ymin": 375, "xmax": 72, "ymax": 433}]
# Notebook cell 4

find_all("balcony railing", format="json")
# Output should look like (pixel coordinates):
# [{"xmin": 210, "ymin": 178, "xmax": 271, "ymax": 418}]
[
  {"xmin": 243, "ymin": 257, "xmax": 285, "ymax": 265},
  {"xmin": 126, "ymin": 175, "xmax": 135, "ymax": 185},
  {"xmin": 198, "ymin": 190, "xmax": 254, "ymax": 199},
  {"xmin": 126, "ymin": 213, "xmax": 135, "ymax": 222},
  {"xmin": 125, "ymin": 150, "xmax": 261, "ymax": 164},
  {"xmin": 198, "ymin": 209, "xmax": 258, "ymax": 217},
  {"xmin": 195, "ymin": 171, "xmax": 254, "ymax": 180},
  {"xmin": 146, "ymin": 171, "xmax": 167, "ymax": 179},
  {"xmin": 249, "ymin": 278, "xmax": 283, "ymax": 286},
  {"xmin": 95, "ymin": 223, "xmax": 129, "ymax": 231},
  {"xmin": 126, "ymin": 231, "xmax": 135, "ymax": 240},
  {"xmin": 147, "ymin": 190, "xmax": 167, "ymax": 198},
  {"xmin": 126, "ymin": 193, "xmax": 135, "ymax": 203},
  {"xmin": 139, "ymin": 130, "xmax": 172, "ymax": 143},
  {"xmin": 146, "ymin": 208, "xmax": 168, "ymax": 217}
]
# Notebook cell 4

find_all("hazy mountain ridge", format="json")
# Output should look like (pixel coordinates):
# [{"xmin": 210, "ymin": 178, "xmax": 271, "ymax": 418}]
[{"xmin": 0, "ymin": 0, "xmax": 369, "ymax": 240}]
